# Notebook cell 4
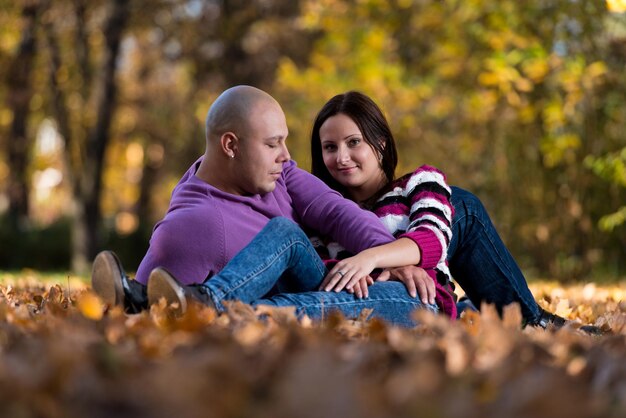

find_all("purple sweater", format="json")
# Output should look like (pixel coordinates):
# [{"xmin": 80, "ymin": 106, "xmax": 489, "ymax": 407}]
[{"xmin": 135, "ymin": 158, "xmax": 395, "ymax": 285}]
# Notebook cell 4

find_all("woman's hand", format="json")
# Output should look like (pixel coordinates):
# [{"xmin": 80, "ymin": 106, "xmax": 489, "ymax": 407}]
[
  {"xmin": 320, "ymin": 253, "xmax": 378, "ymax": 296},
  {"xmin": 376, "ymin": 266, "xmax": 436, "ymax": 305}
]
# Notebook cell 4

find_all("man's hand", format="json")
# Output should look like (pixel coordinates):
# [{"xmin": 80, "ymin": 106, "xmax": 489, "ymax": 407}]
[
  {"xmin": 376, "ymin": 266, "xmax": 436, "ymax": 305},
  {"xmin": 346, "ymin": 276, "xmax": 374, "ymax": 299}
]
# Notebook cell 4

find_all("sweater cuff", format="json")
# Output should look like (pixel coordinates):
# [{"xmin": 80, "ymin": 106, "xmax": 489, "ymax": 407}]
[
  {"xmin": 399, "ymin": 229, "xmax": 443, "ymax": 269},
  {"xmin": 323, "ymin": 259, "xmax": 338, "ymax": 269}
]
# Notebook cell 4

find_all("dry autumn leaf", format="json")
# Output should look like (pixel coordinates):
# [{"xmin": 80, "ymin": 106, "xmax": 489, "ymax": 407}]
[
  {"xmin": 0, "ymin": 278, "xmax": 624, "ymax": 418},
  {"xmin": 76, "ymin": 291, "xmax": 105, "ymax": 320}
]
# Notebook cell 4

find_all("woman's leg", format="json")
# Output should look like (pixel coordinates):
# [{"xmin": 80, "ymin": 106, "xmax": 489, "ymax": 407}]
[{"xmin": 447, "ymin": 187, "xmax": 541, "ymax": 322}]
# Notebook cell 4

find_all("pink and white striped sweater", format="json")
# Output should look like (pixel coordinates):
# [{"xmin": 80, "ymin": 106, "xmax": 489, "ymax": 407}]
[
  {"xmin": 372, "ymin": 165, "xmax": 456, "ymax": 318},
  {"xmin": 313, "ymin": 165, "xmax": 457, "ymax": 318}
]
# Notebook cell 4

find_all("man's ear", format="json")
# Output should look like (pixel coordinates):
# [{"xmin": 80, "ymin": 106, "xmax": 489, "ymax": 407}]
[{"xmin": 220, "ymin": 132, "xmax": 239, "ymax": 158}]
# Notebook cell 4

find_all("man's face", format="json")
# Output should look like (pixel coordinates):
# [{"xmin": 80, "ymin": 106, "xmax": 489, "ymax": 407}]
[{"xmin": 234, "ymin": 101, "xmax": 291, "ymax": 195}]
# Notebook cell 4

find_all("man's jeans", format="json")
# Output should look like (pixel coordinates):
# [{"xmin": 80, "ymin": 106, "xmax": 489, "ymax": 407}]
[
  {"xmin": 449, "ymin": 187, "xmax": 541, "ymax": 322},
  {"xmin": 200, "ymin": 217, "xmax": 437, "ymax": 327}
]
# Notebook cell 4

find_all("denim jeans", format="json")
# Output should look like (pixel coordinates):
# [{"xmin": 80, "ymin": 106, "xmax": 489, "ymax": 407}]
[
  {"xmin": 448, "ymin": 187, "xmax": 541, "ymax": 322},
  {"xmin": 200, "ymin": 217, "xmax": 437, "ymax": 327}
]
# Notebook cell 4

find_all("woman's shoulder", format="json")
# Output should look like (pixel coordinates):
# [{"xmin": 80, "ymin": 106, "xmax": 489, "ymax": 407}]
[
  {"xmin": 393, "ymin": 164, "xmax": 448, "ymax": 188},
  {"xmin": 409, "ymin": 164, "xmax": 447, "ymax": 178}
]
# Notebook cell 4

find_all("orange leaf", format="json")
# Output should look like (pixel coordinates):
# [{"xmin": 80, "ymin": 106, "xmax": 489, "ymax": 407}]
[{"xmin": 77, "ymin": 291, "xmax": 105, "ymax": 320}]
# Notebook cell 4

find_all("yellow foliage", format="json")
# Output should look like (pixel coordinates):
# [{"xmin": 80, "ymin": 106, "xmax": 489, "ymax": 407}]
[
  {"xmin": 514, "ymin": 77, "xmax": 534, "ymax": 93},
  {"xmin": 428, "ymin": 96, "xmax": 455, "ymax": 118},
  {"xmin": 0, "ymin": 29, "xmax": 20, "ymax": 54},
  {"xmin": 607, "ymin": 0, "xmax": 626, "ymax": 13},
  {"xmin": 477, "ymin": 72, "xmax": 499, "ymax": 87},
  {"xmin": 0, "ymin": 160, "xmax": 8, "ymax": 184},
  {"xmin": 543, "ymin": 100, "xmax": 565, "ymax": 130},
  {"xmin": 0, "ymin": 108, "xmax": 13, "ymax": 127},
  {"xmin": 437, "ymin": 62, "xmax": 464, "ymax": 79},
  {"xmin": 115, "ymin": 212, "xmax": 139, "ymax": 235},
  {"xmin": 586, "ymin": 61, "xmax": 608, "ymax": 79},
  {"xmin": 522, "ymin": 58, "xmax": 550, "ymax": 82},
  {"xmin": 125, "ymin": 142, "xmax": 144, "ymax": 167},
  {"xmin": 541, "ymin": 133, "xmax": 582, "ymax": 167},
  {"xmin": 77, "ymin": 291, "xmax": 105, "ymax": 321}
]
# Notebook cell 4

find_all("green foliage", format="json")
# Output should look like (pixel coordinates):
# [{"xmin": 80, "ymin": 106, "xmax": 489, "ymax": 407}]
[
  {"xmin": 585, "ymin": 147, "xmax": 626, "ymax": 230},
  {"xmin": 0, "ymin": 216, "xmax": 71, "ymax": 270},
  {"xmin": 0, "ymin": 214, "xmax": 150, "ymax": 271},
  {"xmin": 585, "ymin": 147, "xmax": 626, "ymax": 188}
]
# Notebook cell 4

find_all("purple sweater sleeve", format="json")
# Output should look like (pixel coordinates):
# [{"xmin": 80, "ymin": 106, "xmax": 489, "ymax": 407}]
[{"xmin": 283, "ymin": 162, "xmax": 394, "ymax": 253}]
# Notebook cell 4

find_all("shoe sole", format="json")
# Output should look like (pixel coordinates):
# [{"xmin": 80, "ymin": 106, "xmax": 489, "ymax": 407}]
[
  {"xmin": 147, "ymin": 267, "xmax": 187, "ymax": 316},
  {"xmin": 91, "ymin": 251, "xmax": 125, "ymax": 307}
]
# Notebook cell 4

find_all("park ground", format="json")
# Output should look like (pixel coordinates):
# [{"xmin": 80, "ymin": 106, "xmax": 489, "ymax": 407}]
[{"xmin": 0, "ymin": 271, "xmax": 625, "ymax": 418}]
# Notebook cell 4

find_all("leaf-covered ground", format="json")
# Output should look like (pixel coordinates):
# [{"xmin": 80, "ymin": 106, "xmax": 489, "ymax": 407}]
[{"xmin": 1, "ymin": 272, "xmax": 625, "ymax": 418}]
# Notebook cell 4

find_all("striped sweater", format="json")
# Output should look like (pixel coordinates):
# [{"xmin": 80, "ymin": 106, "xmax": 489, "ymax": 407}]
[
  {"xmin": 371, "ymin": 165, "xmax": 456, "ymax": 318},
  {"xmin": 312, "ymin": 165, "xmax": 457, "ymax": 318}
]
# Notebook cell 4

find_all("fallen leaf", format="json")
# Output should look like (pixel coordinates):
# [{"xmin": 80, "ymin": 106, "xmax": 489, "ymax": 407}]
[{"xmin": 76, "ymin": 291, "xmax": 105, "ymax": 321}]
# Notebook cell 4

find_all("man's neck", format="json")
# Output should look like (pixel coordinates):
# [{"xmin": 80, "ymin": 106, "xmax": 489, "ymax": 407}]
[{"xmin": 196, "ymin": 155, "xmax": 242, "ymax": 195}]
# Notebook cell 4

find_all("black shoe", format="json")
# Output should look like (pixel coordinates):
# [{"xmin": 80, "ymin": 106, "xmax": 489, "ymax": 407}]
[
  {"xmin": 147, "ymin": 267, "xmax": 216, "ymax": 316},
  {"xmin": 578, "ymin": 324, "xmax": 607, "ymax": 336},
  {"xmin": 91, "ymin": 251, "xmax": 148, "ymax": 313},
  {"xmin": 533, "ymin": 308, "xmax": 567, "ymax": 329},
  {"xmin": 531, "ymin": 308, "xmax": 606, "ymax": 335}
]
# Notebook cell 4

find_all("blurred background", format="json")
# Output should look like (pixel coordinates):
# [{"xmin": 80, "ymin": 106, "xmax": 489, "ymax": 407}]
[{"xmin": 0, "ymin": 0, "xmax": 624, "ymax": 281}]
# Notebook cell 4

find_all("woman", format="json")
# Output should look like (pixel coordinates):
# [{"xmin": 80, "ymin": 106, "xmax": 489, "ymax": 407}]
[{"xmin": 310, "ymin": 91, "xmax": 577, "ymax": 329}]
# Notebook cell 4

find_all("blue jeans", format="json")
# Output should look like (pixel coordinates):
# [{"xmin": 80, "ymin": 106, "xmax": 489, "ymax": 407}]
[
  {"xmin": 448, "ymin": 187, "xmax": 541, "ymax": 322},
  {"xmin": 199, "ymin": 217, "xmax": 437, "ymax": 327}
]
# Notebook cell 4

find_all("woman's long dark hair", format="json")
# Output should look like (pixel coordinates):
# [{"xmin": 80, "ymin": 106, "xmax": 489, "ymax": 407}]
[{"xmin": 311, "ymin": 91, "xmax": 398, "ymax": 200}]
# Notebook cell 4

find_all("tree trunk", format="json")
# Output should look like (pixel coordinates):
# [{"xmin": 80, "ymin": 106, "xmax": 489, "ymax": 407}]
[
  {"xmin": 80, "ymin": 0, "xmax": 129, "ymax": 266},
  {"xmin": 44, "ymin": 0, "xmax": 129, "ymax": 273},
  {"xmin": 43, "ymin": 1, "xmax": 86, "ymax": 273},
  {"xmin": 4, "ymin": 0, "xmax": 43, "ymax": 229}
]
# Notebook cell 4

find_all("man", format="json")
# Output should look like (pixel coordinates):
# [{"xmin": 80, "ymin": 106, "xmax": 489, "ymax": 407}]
[{"xmin": 92, "ymin": 85, "xmax": 431, "ymax": 326}]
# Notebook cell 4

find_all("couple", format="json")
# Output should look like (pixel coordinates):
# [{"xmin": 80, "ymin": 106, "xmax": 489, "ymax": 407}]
[{"xmin": 92, "ymin": 85, "xmax": 576, "ymax": 330}]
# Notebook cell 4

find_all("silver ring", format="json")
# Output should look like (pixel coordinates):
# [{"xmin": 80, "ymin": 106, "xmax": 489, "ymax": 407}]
[{"xmin": 337, "ymin": 271, "xmax": 345, "ymax": 277}]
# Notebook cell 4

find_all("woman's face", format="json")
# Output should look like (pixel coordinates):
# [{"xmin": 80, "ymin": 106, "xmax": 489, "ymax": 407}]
[{"xmin": 319, "ymin": 113, "xmax": 385, "ymax": 199}]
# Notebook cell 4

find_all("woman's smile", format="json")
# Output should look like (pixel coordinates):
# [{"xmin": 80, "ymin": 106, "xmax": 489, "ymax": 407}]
[{"xmin": 319, "ymin": 113, "xmax": 386, "ymax": 201}]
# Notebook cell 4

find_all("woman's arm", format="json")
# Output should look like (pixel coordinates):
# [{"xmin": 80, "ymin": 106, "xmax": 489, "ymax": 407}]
[
  {"xmin": 319, "ymin": 237, "xmax": 420, "ymax": 294},
  {"xmin": 320, "ymin": 165, "xmax": 453, "ymax": 300},
  {"xmin": 397, "ymin": 165, "xmax": 454, "ymax": 269}
]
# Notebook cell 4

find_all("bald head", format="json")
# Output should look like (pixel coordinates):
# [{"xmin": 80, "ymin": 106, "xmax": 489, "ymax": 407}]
[
  {"xmin": 196, "ymin": 85, "xmax": 290, "ymax": 195},
  {"xmin": 205, "ymin": 85, "xmax": 279, "ymax": 143}
]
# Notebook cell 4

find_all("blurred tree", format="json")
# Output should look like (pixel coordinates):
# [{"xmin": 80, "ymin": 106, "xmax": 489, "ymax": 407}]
[
  {"xmin": 1, "ymin": 0, "xmax": 623, "ymax": 278},
  {"xmin": 3, "ymin": 0, "xmax": 46, "ymax": 229},
  {"xmin": 102, "ymin": 0, "xmax": 316, "ymax": 269},
  {"xmin": 0, "ymin": 0, "xmax": 315, "ymax": 271},
  {"xmin": 43, "ymin": 0, "xmax": 129, "ymax": 272}
]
